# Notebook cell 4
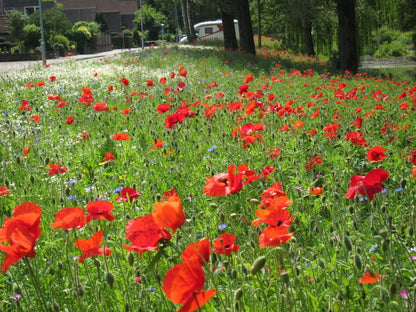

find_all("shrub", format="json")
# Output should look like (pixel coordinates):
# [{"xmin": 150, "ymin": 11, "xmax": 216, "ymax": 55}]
[
  {"xmin": 49, "ymin": 34, "xmax": 70, "ymax": 56},
  {"xmin": 22, "ymin": 24, "xmax": 41, "ymax": 52}
]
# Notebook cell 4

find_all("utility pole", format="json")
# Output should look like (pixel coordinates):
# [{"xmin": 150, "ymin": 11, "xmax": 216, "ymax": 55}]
[
  {"xmin": 140, "ymin": 0, "xmax": 144, "ymax": 49},
  {"xmin": 38, "ymin": 0, "xmax": 46, "ymax": 65}
]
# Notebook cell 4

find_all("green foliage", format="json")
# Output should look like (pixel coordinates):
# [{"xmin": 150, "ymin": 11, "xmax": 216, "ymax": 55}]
[
  {"xmin": 365, "ymin": 26, "xmax": 414, "ymax": 58},
  {"xmin": 48, "ymin": 34, "xmax": 70, "ymax": 56},
  {"xmin": 133, "ymin": 4, "xmax": 167, "ymax": 41},
  {"xmin": 67, "ymin": 22, "xmax": 101, "ymax": 54},
  {"xmin": 22, "ymin": 24, "xmax": 41, "ymax": 51},
  {"xmin": 95, "ymin": 12, "xmax": 109, "ymax": 32},
  {"xmin": 6, "ymin": 10, "xmax": 28, "ymax": 42},
  {"xmin": 111, "ymin": 34, "xmax": 134, "ymax": 49},
  {"xmin": 28, "ymin": 6, "xmax": 72, "ymax": 37}
]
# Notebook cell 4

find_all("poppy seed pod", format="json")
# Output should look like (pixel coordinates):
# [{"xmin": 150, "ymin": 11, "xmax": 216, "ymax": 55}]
[
  {"xmin": 354, "ymin": 255, "xmax": 362, "ymax": 270},
  {"xmin": 280, "ymin": 271, "xmax": 290, "ymax": 284},
  {"xmin": 250, "ymin": 256, "xmax": 266, "ymax": 275},
  {"xmin": 234, "ymin": 288, "xmax": 243, "ymax": 302},
  {"xmin": 53, "ymin": 301, "xmax": 60, "ymax": 312},
  {"xmin": 106, "ymin": 271, "xmax": 115, "ymax": 288},
  {"xmin": 343, "ymin": 235, "xmax": 352, "ymax": 251}
]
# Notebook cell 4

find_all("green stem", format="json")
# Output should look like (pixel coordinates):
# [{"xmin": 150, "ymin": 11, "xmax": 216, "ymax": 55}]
[{"xmin": 23, "ymin": 257, "xmax": 48, "ymax": 312}]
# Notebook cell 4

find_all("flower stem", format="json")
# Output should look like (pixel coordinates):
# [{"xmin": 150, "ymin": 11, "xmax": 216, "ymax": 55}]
[{"xmin": 24, "ymin": 257, "xmax": 48, "ymax": 312}]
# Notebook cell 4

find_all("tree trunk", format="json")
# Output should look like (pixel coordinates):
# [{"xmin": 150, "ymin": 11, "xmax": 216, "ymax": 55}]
[
  {"xmin": 180, "ymin": 0, "xmax": 195, "ymax": 43},
  {"xmin": 233, "ymin": 0, "xmax": 256, "ymax": 55},
  {"xmin": 303, "ymin": 19, "xmax": 315, "ymax": 56},
  {"xmin": 257, "ymin": 0, "xmax": 261, "ymax": 49},
  {"xmin": 336, "ymin": 0, "xmax": 358, "ymax": 72},
  {"xmin": 221, "ymin": 0, "xmax": 238, "ymax": 50}
]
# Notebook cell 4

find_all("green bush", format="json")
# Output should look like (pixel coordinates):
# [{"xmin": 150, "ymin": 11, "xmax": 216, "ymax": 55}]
[
  {"xmin": 367, "ymin": 26, "xmax": 414, "ymax": 58},
  {"xmin": 111, "ymin": 34, "xmax": 134, "ymax": 49},
  {"xmin": 49, "ymin": 34, "xmax": 70, "ymax": 56},
  {"xmin": 22, "ymin": 24, "xmax": 41, "ymax": 52}
]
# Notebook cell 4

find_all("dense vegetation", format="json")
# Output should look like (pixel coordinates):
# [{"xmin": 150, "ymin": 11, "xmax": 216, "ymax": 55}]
[{"xmin": 0, "ymin": 43, "xmax": 416, "ymax": 311}]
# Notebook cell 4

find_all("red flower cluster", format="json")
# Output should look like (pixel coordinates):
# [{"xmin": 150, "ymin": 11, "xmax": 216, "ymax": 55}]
[
  {"xmin": 0, "ymin": 202, "xmax": 42, "ymax": 273},
  {"xmin": 78, "ymin": 87, "xmax": 94, "ymax": 106},
  {"xmin": 345, "ymin": 131, "xmax": 368, "ymax": 146},
  {"xmin": 123, "ymin": 195, "xmax": 185, "ymax": 256},
  {"xmin": 163, "ymin": 238, "xmax": 216, "ymax": 312},
  {"xmin": 48, "ymin": 162, "xmax": 67, "ymax": 175},
  {"xmin": 232, "ymin": 123, "xmax": 265, "ymax": 149},
  {"xmin": 345, "ymin": 168, "xmax": 389, "ymax": 200},
  {"xmin": 323, "ymin": 123, "xmax": 340, "ymax": 140},
  {"xmin": 165, "ymin": 104, "xmax": 195, "ymax": 129},
  {"xmin": 305, "ymin": 156, "xmax": 322, "ymax": 171},
  {"xmin": 253, "ymin": 183, "xmax": 294, "ymax": 248}
]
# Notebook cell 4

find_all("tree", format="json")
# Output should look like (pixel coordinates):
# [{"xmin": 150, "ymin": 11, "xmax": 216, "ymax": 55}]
[
  {"xmin": 7, "ymin": 11, "xmax": 28, "ymax": 42},
  {"xmin": 220, "ymin": 0, "xmax": 238, "ymax": 50},
  {"xmin": 95, "ymin": 12, "xmax": 109, "ymax": 32},
  {"xmin": 180, "ymin": 0, "xmax": 196, "ymax": 43},
  {"xmin": 233, "ymin": 0, "xmax": 255, "ymax": 54},
  {"xmin": 133, "ymin": 4, "xmax": 167, "ymax": 41},
  {"xmin": 336, "ymin": 0, "xmax": 358, "ymax": 72}
]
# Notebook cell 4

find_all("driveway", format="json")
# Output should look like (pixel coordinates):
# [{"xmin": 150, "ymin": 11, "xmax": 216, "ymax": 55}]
[{"xmin": 0, "ymin": 48, "xmax": 142, "ymax": 75}]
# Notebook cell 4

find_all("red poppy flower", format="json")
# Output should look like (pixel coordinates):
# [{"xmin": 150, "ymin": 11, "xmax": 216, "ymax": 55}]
[
  {"xmin": 309, "ymin": 187, "xmax": 323, "ymax": 195},
  {"xmin": 213, "ymin": 233, "xmax": 239, "ymax": 256},
  {"xmin": 66, "ymin": 116, "xmax": 75, "ymax": 125},
  {"xmin": 113, "ymin": 133, "xmax": 130, "ymax": 140},
  {"xmin": 412, "ymin": 167, "xmax": 416, "ymax": 178},
  {"xmin": 157, "ymin": 103, "xmax": 171, "ymax": 114},
  {"xmin": 50, "ymin": 207, "xmax": 86, "ymax": 230},
  {"xmin": 203, "ymin": 164, "xmax": 243, "ymax": 197},
  {"xmin": 48, "ymin": 94, "xmax": 61, "ymax": 100},
  {"xmin": 29, "ymin": 115, "xmax": 40, "ymax": 123},
  {"xmin": 345, "ymin": 131, "xmax": 368, "ymax": 146},
  {"xmin": 252, "ymin": 205, "xmax": 293, "ymax": 227},
  {"xmin": 163, "ymin": 259, "xmax": 216, "ymax": 312},
  {"xmin": 367, "ymin": 146, "xmax": 387, "ymax": 162},
  {"xmin": 115, "ymin": 187, "xmax": 141, "ymax": 202},
  {"xmin": 86, "ymin": 201, "xmax": 115, "ymax": 222},
  {"xmin": 345, "ymin": 168, "xmax": 389, "ymax": 200},
  {"xmin": 259, "ymin": 226, "xmax": 294, "ymax": 248},
  {"xmin": 78, "ymin": 87, "xmax": 94, "ymax": 106},
  {"xmin": 259, "ymin": 182, "xmax": 287, "ymax": 208},
  {"xmin": 75, "ymin": 230, "xmax": 111, "ymax": 263},
  {"xmin": 93, "ymin": 102, "xmax": 109, "ymax": 112},
  {"xmin": 103, "ymin": 151, "xmax": 116, "ymax": 162},
  {"xmin": 160, "ymin": 77, "xmax": 167, "ymax": 84},
  {"xmin": 151, "ymin": 139, "xmax": 164, "ymax": 149},
  {"xmin": 122, "ymin": 108, "xmax": 131, "ymax": 115},
  {"xmin": 121, "ymin": 77, "xmax": 129, "ymax": 86},
  {"xmin": 152, "ymin": 196, "xmax": 185, "ymax": 234},
  {"xmin": 146, "ymin": 80, "xmax": 154, "ymax": 86},
  {"xmin": 18, "ymin": 100, "xmax": 31, "ymax": 111},
  {"xmin": 0, "ymin": 186, "xmax": 10, "ymax": 196},
  {"xmin": 48, "ymin": 163, "xmax": 67, "ymax": 175},
  {"xmin": 359, "ymin": 271, "xmax": 385, "ymax": 284},
  {"xmin": 181, "ymin": 238, "xmax": 211, "ymax": 265},
  {"xmin": 0, "ymin": 202, "xmax": 42, "ymax": 273},
  {"xmin": 123, "ymin": 214, "xmax": 171, "ymax": 256}
]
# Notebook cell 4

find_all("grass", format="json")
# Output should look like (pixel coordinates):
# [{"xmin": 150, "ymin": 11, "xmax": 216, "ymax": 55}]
[{"xmin": 0, "ymin": 43, "xmax": 416, "ymax": 312}]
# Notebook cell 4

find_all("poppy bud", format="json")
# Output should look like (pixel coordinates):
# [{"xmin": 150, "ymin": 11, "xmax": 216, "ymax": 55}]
[
  {"xmin": 94, "ymin": 258, "xmax": 101, "ymax": 268},
  {"xmin": 348, "ymin": 206, "xmax": 354, "ymax": 214},
  {"xmin": 44, "ymin": 157, "xmax": 49, "ymax": 165},
  {"xmin": 106, "ymin": 271, "xmax": 115, "ymax": 288},
  {"xmin": 209, "ymin": 203, "xmax": 218, "ymax": 209},
  {"xmin": 234, "ymin": 288, "xmax": 243, "ymax": 302},
  {"xmin": 12, "ymin": 283, "xmax": 21, "ymax": 294},
  {"xmin": 250, "ymin": 256, "xmax": 266, "ymax": 275},
  {"xmin": 343, "ymin": 235, "xmax": 352, "ymax": 251},
  {"xmin": 317, "ymin": 258, "xmax": 326, "ymax": 269},
  {"xmin": 389, "ymin": 282, "xmax": 398, "ymax": 295},
  {"xmin": 30, "ymin": 175, "xmax": 35, "ymax": 184},
  {"xmin": 382, "ymin": 239, "xmax": 390, "ymax": 252},
  {"xmin": 53, "ymin": 301, "xmax": 60, "ymax": 312},
  {"xmin": 16, "ymin": 156, "xmax": 20, "ymax": 164},
  {"xmin": 76, "ymin": 284, "xmax": 85, "ymax": 297},
  {"xmin": 249, "ymin": 198, "xmax": 260, "ymax": 205},
  {"xmin": 400, "ymin": 178, "xmax": 407, "ymax": 188},
  {"xmin": 280, "ymin": 271, "xmax": 290, "ymax": 284},
  {"xmin": 373, "ymin": 285, "xmax": 389, "ymax": 301},
  {"xmin": 354, "ymin": 255, "xmax": 362, "ymax": 270},
  {"xmin": 230, "ymin": 269, "xmax": 238, "ymax": 279},
  {"xmin": 128, "ymin": 253, "xmax": 135, "ymax": 266},
  {"xmin": 241, "ymin": 264, "xmax": 248, "ymax": 275},
  {"xmin": 57, "ymin": 261, "xmax": 63, "ymax": 270},
  {"xmin": 408, "ymin": 226, "xmax": 414, "ymax": 237}
]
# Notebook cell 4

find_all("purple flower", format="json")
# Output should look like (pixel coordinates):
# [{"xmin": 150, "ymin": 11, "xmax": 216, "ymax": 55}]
[
  {"xmin": 398, "ymin": 289, "xmax": 408, "ymax": 299},
  {"xmin": 10, "ymin": 294, "xmax": 21, "ymax": 301}
]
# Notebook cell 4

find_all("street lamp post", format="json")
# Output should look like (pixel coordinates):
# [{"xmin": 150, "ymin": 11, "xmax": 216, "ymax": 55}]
[
  {"xmin": 161, "ymin": 23, "xmax": 164, "ymax": 43},
  {"xmin": 38, "ymin": 0, "xmax": 46, "ymax": 65},
  {"xmin": 140, "ymin": 0, "xmax": 144, "ymax": 49}
]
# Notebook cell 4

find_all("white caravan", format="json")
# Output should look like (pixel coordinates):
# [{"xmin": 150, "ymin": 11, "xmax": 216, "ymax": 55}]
[{"xmin": 179, "ymin": 20, "xmax": 239, "ymax": 42}]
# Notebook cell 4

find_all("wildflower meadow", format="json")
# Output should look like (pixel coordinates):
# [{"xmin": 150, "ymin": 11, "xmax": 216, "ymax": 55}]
[{"xmin": 0, "ymin": 45, "xmax": 416, "ymax": 312}]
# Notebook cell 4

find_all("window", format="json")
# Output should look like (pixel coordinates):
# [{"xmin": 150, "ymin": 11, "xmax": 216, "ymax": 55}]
[
  {"xmin": 204, "ymin": 27, "xmax": 213, "ymax": 35},
  {"xmin": 24, "ymin": 6, "xmax": 39, "ymax": 16}
]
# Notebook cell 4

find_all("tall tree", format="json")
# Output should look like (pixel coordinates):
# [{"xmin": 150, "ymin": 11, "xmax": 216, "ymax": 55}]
[
  {"xmin": 180, "ymin": 0, "xmax": 196, "ymax": 43},
  {"xmin": 336, "ymin": 0, "xmax": 358, "ymax": 72},
  {"xmin": 220, "ymin": 0, "xmax": 238, "ymax": 50},
  {"xmin": 233, "ymin": 0, "xmax": 256, "ymax": 54}
]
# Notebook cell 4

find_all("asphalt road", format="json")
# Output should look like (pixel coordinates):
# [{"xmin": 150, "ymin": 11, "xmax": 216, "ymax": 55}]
[{"xmin": 0, "ymin": 48, "xmax": 142, "ymax": 75}]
